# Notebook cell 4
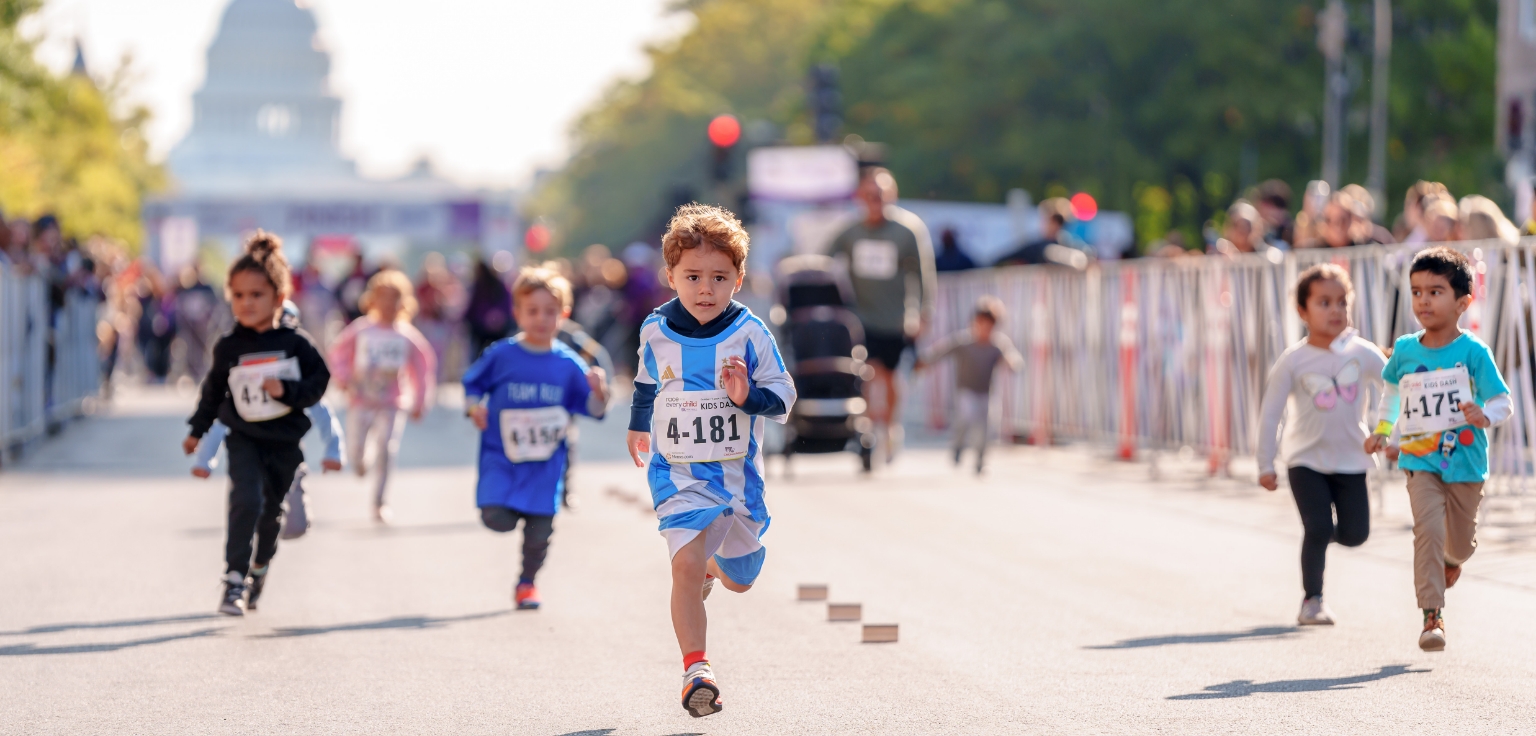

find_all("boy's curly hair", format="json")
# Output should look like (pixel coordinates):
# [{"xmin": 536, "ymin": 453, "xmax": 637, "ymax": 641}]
[
  {"xmin": 661, "ymin": 203, "xmax": 749, "ymax": 275},
  {"xmin": 228, "ymin": 230, "xmax": 291, "ymax": 298}
]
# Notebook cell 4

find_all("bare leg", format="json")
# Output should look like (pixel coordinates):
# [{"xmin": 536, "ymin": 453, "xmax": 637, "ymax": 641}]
[
  {"xmin": 706, "ymin": 555, "xmax": 753, "ymax": 594},
  {"xmin": 671, "ymin": 535, "xmax": 709, "ymax": 656}
]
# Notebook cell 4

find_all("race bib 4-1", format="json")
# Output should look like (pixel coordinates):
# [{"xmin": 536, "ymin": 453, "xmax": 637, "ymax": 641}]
[
  {"xmin": 228, "ymin": 357, "xmax": 301, "ymax": 422},
  {"xmin": 654, "ymin": 389, "xmax": 749, "ymax": 464},
  {"xmin": 1398, "ymin": 366, "xmax": 1472, "ymax": 437},
  {"xmin": 851, "ymin": 239, "xmax": 899, "ymax": 280},
  {"xmin": 499, "ymin": 406, "xmax": 570, "ymax": 463}
]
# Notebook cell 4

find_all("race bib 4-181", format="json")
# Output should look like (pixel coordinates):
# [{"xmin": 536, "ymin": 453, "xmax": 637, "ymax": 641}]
[
  {"xmin": 1398, "ymin": 366, "xmax": 1472, "ymax": 437},
  {"xmin": 653, "ymin": 389, "xmax": 749, "ymax": 464}
]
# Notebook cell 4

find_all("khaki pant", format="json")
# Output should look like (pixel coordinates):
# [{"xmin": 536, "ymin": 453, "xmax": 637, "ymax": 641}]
[{"xmin": 1405, "ymin": 470, "xmax": 1484, "ymax": 609}]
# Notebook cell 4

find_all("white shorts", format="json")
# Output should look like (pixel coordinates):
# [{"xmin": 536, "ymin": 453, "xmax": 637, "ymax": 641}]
[{"xmin": 656, "ymin": 488, "xmax": 768, "ymax": 586}]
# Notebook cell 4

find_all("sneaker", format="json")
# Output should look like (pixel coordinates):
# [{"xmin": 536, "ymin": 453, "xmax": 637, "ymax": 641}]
[
  {"xmin": 702, "ymin": 574, "xmax": 715, "ymax": 601},
  {"xmin": 681, "ymin": 662, "xmax": 723, "ymax": 718},
  {"xmin": 372, "ymin": 504, "xmax": 393, "ymax": 524},
  {"xmin": 1297, "ymin": 596, "xmax": 1335, "ymax": 625},
  {"xmin": 218, "ymin": 572, "xmax": 246, "ymax": 616},
  {"xmin": 885, "ymin": 424, "xmax": 904, "ymax": 465},
  {"xmin": 1445, "ymin": 563, "xmax": 1461, "ymax": 589},
  {"xmin": 1419, "ymin": 609, "xmax": 1446, "ymax": 652},
  {"xmin": 246, "ymin": 565, "xmax": 269, "ymax": 611},
  {"xmin": 514, "ymin": 582, "xmax": 540, "ymax": 610},
  {"xmin": 952, "ymin": 448, "xmax": 963, "ymax": 467}
]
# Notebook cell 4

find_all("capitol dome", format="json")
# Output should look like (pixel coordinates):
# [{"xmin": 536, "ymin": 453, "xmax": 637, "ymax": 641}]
[{"xmin": 167, "ymin": 0, "xmax": 357, "ymax": 192}]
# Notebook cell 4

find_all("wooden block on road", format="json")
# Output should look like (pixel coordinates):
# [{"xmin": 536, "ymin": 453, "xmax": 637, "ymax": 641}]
[
  {"xmin": 797, "ymin": 584, "xmax": 828, "ymax": 601},
  {"xmin": 862, "ymin": 623, "xmax": 898, "ymax": 643},
  {"xmin": 827, "ymin": 603, "xmax": 861, "ymax": 622}
]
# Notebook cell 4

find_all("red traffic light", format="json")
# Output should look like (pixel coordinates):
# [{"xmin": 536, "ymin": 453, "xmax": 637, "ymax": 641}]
[
  {"xmin": 1070, "ymin": 192, "xmax": 1098, "ymax": 221},
  {"xmin": 708, "ymin": 114, "xmax": 741, "ymax": 148}
]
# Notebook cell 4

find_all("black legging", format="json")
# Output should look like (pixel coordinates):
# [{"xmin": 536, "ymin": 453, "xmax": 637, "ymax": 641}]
[
  {"xmin": 480, "ymin": 507, "xmax": 555, "ymax": 583},
  {"xmin": 1286, "ymin": 466, "xmax": 1371, "ymax": 599},
  {"xmin": 225, "ymin": 433, "xmax": 304, "ymax": 576}
]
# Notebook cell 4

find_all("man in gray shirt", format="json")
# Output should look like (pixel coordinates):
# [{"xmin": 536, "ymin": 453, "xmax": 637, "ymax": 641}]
[
  {"xmin": 915, "ymin": 297, "xmax": 1024, "ymax": 474},
  {"xmin": 826, "ymin": 167, "xmax": 937, "ymax": 463}
]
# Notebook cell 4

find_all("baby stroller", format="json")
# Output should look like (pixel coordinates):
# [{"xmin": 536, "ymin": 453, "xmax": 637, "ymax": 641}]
[{"xmin": 773, "ymin": 254, "xmax": 876, "ymax": 472}]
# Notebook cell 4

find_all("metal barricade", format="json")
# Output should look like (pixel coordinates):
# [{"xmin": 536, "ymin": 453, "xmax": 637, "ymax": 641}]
[
  {"xmin": 0, "ymin": 260, "xmax": 101, "ymax": 458},
  {"xmin": 924, "ymin": 239, "xmax": 1536, "ymax": 494}
]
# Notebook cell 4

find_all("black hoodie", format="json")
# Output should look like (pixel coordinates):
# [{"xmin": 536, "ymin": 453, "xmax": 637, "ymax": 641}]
[{"xmin": 188, "ymin": 323, "xmax": 331, "ymax": 444}]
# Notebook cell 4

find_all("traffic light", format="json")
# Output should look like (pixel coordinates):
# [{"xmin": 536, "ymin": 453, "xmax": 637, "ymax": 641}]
[
  {"xmin": 708, "ymin": 114, "xmax": 740, "ymax": 182},
  {"xmin": 808, "ymin": 64, "xmax": 841, "ymax": 143}
]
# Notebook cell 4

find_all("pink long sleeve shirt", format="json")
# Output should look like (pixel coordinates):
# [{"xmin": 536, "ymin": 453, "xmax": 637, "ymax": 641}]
[{"xmin": 329, "ymin": 316, "xmax": 437, "ymax": 411}]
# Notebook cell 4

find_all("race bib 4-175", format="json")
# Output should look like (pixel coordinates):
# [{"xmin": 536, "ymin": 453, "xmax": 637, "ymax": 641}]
[
  {"xmin": 1398, "ymin": 366, "xmax": 1472, "ymax": 437},
  {"xmin": 653, "ymin": 389, "xmax": 749, "ymax": 464}
]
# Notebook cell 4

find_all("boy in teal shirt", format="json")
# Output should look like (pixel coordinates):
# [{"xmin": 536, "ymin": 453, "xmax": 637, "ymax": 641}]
[{"xmin": 1367, "ymin": 247, "xmax": 1513, "ymax": 652}]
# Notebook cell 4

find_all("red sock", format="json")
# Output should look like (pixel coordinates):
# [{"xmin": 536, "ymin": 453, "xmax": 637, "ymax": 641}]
[{"xmin": 683, "ymin": 650, "xmax": 708, "ymax": 669}]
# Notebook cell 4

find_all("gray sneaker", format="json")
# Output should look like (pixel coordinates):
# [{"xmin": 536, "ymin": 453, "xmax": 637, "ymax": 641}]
[
  {"xmin": 218, "ymin": 571, "xmax": 246, "ymax": 616},
  {"xmin": 1297, "ymin": 596, "xmax": 1335, "ymax": 625},
  {"xmin": 280, "ymin": 469, "xmax": 309, "ymax": 540}
]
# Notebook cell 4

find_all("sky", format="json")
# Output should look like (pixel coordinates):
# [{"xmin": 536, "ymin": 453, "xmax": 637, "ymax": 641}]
[{"xmin": 23, "ymin": 0, "xmax": 685, "ymax": 188}]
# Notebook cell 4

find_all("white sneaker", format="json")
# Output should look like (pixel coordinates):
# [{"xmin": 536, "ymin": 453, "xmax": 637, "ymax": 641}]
[
  {"xmin": 1297, "ymin": 596, "xmax": 1335, "ymax": 625},
  {"xmin": 681, "ymin": 662, "xmax": 722, "ymax": 718},
  {"xmin": 701, "ymin": 575, "xmax": 715, "ymax": 601},
  {"xmin": 372, "ymin": 504, "xmax": 393, "ymax": 524}
]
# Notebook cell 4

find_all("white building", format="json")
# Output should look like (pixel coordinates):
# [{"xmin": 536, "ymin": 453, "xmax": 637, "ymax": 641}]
[{"xmin": 144, "ymin": 0, "xmax": 517, "ymax": 273}]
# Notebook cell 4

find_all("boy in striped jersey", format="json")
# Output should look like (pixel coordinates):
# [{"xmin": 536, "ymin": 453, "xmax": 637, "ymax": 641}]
[{"xmin": 626, "ymin": 204, "xmax": 796, "ymax": 718}]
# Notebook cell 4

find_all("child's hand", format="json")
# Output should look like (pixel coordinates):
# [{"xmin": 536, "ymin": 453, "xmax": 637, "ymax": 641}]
[
  {"xmin": 409, "ymin": 407, "xmax": 425, "ymax": 422},
  {"xmin": 468, "ymin": 405, "xmax": 489, "ymax": 431},
  {"xmin": 587, "ymin": 367, "xmax": 608, "ymax": 404},
  {"xmin": 1363, "ymin": 434, "xmax": 1388, "ymax": 455},
  {"xmin": 182, "ymin": 436, "xmax": 200, "ymax": 455},
  {"xmin": 191, "ymin": 467, "xmax": 211, "ymax": 479},
  {"xmin": 1258, "ymin": 473, "xmax": 1278, "ymax": 491},
  {"xmin": 912, "ymin": 359, "xmax": 927, "ymax": 373},
  {"xmin": 721, "ymin": 356, "xmax": 750, "ymax": 406},
  {"xmin": 1461, "ymin": 401, "xmax": 1490, "ymax": 428},
  {"xmin": 627, "ymin": 430, "xmax": 651, "ymax": 468},
  {"xmin": 322, "ymin": 458, "xmax": 343, "ymax": 473},
  {"xmin": 263, "ymin": 378, "xmax": 285, "ymax": 398},
  {"xmin": 1386, "ymin": 443, "xmax": 1400, "ymax": 461}
]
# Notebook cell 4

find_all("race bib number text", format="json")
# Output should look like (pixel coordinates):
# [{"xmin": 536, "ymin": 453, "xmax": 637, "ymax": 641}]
[
  {"xmin": 499, "ymin": 406, "xmax": 570, "ymax": 463},
  {"xmin": 654, "ymin": 389, "xmax": 748, "ymax": 464},
  {"xmin": 1399, "ymin": 366, "xmax": 1472, "ymax": 437},
  {"xmin": 228, "ymin": 357, "xmax": 301, "ymax": 422},
  {"xmin": 851, "ymin": 239, "xmax": 899, "ymax": 280}
]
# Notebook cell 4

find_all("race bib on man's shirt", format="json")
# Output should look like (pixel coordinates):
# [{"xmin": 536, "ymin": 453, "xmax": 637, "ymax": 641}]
[
  {"xmin": 228, "ymin": 356, "xmax": 301, "ymax": 422},
  {"xmin": 653, "ymin": 389, "xmax": 749, "ymax": 464},
  {"xmin": 1398, "ymin": 366, "xmax": 1472, "ymax": 437},
  {"xmin": 499, "ymin": 406, "xmax": 570, "ymax": 463},
  {"xmin": 851, "ymin": 239, "xmax": 899, "ymax": 280}
]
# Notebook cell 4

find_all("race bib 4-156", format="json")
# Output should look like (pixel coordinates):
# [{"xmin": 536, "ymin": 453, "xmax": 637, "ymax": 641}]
[
  {"xmin": 653, "ymin": 389, "xmax": 749, "ymax": 464},
  {"xmin": 499, "ymin": 406, "xmax": 570, "ymax": 463}
]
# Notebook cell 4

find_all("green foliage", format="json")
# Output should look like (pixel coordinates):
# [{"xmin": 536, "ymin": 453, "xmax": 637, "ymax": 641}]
[
  {"xmin": 538, "ymin": 0, "xmax": 1501, "ymax": 252},
  {"xmin": 0, "ymin": 0, "xmax": 163, "ymax": 249}
]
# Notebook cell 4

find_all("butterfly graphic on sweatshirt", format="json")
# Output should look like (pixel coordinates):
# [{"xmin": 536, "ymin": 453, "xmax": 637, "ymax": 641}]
[{"xmin": 1298, "ymin": 360, "xmax": 1361, "ymax": 411}]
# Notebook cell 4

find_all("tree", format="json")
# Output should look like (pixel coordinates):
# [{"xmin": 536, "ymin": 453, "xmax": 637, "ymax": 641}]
[{"xmin": 0, "ymin": 0, "xmax": 163, "ymax": 249}]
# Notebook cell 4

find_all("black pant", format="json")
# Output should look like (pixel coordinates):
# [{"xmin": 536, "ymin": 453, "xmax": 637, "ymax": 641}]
[
  {"xmin": 1286, "ymin": 466, "xmax": 1370, "ymax": 599},
  {"xmin": 225, "ymin": 433, "xmax": 304, "ymax": 576},
  {"xmin": 480, "ymin": 507, "xmax": 555, "ymax": 582}
]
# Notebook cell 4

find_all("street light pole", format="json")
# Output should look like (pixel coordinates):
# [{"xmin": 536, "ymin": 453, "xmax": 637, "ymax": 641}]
[
  {"xmin": 1366, "ymin": 0, "xmax": 1392, "ymax": 217},
  {"xmin": 1318, "ymin": 0, "xmax": 1347, "ymax": 188}
]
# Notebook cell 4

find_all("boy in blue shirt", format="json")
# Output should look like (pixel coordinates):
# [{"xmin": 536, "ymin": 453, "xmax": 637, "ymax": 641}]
[
  {"xmin": 1366, "ymin": 247, "xmax": 1512, "ymax": 651},
  {"xmin": 625, "ymin": 204, "xmax": 796, "ymax": 718},
  {"xmin": 464, "ymin": 267, "xmax": 607, "ymax": 610}
]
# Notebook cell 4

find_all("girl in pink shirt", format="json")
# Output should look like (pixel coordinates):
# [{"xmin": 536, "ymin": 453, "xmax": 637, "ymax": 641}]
[{"xmin": 329, "ymin": 270, "xmax": 437, "ymax": 522}]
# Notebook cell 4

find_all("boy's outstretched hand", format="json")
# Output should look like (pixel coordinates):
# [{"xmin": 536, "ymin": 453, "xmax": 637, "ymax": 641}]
[
  {"xmin": 627, "ymin": 429, "xmax": 650, "ymax": 468},
  {"xmin": 721, "ymin": 356, "xmax": 750, "ymax": 406},
  {"xmin": 468, "ymin": 404, "xmax": 489, "ymax": 431},
  {"xmin": 587, "ymin": 367, "xmax": 609, "ymax": 405},
  {"xmin": 182, "ymin": 435, "xmax": 199, "ymax": 456},
  {"xmin": 322, "ymin": 458, "xmax": 343, "ymax": 472},
  {"xmin": 191, "ymin": 467, "xmax": 211, "ymax": 479},
  {"xmin": 1258, "ymin": 473, "xmax": 1278, "ymax": 491}
]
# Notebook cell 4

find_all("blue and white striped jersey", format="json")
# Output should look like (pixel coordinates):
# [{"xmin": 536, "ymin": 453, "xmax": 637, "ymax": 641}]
[{"xmin": 636, "ymin": 305, "xmax": 796, "ymax": 524}]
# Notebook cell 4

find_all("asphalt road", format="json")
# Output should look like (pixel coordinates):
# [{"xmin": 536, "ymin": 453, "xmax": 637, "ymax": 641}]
[{"xmin": 5, "ymin": 386, "xmax": 1536, "ymax": 734}]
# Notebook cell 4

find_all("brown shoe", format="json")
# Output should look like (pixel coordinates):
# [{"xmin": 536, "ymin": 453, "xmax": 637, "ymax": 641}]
[
  {"xmin": 1419, "ymin": 609, "xmax": 1446, "ymax": 652},
  {"xmin": 1445, "ymin": 564, "xmax": 1461, "ymax": 589}
]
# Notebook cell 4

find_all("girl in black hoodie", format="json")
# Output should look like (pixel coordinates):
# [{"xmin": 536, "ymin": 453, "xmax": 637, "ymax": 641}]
[{"xmin": 182, "ymin": 232, "xmax": 330, "ymax": 615}]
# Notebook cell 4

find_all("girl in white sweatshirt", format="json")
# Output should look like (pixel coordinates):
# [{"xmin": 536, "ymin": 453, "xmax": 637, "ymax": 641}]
[{"xmin": 1256, "ymin": 263, "xmax": 1387, "ymax": 626}]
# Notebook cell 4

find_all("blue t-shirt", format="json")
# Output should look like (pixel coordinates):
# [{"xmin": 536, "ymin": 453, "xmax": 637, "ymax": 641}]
[
  {"xmin": 1382, "ymin": 331, "xmax": 1509, "ymax": 482},
  {"xmin": 463, "ymin": 338, "xmax": 597, "ymax": 515}
]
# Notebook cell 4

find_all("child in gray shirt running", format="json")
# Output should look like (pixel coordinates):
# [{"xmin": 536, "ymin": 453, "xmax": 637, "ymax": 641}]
[{"xmin": 916, "ymin": 296, "xmax": 1023, "ymax": 473}]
